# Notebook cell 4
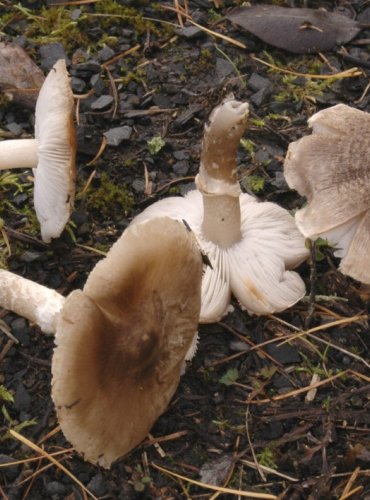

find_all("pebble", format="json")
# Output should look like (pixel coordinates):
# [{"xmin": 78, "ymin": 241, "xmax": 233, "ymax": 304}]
[
  {"xmin": 266, "ymin": 342, "xmax": 301, "ymax": 364},
  {"xmin": 39, "ymin": 42, "xmax": 69, "ymax": 71},
  {"xmin": 104, "ymin": 125, "xmax": 132, "ymax": 146},
  {"xmin": 215, "ymin": 57, "xmax": 235, "ymax": 81},
  {"xmin": 45, "ymin": 481, "xmax": 67, "ymax": 495},
  {"xmin": 70, "ymin": 76, "xmax": 86, "ymax": 93},
  {"xmin": 87, "ymin": 472, "xmax": 107, "ymax": 496},
  {"xmin": 10, "ymin": 317, "xmax": 30, "ymax": 346},
  {"xmin": 13, "ymin": 382, "xmax": 31, "ymax": 412},
  {"xmin": 0, "ymin": 454, "xmax": 19, "ymax": 480},
  {"xmin": 174, "ymin": 25, "xmax": 204, "ymax": 39},
  {"xmin": 173, "ymin": 159, "xmax": 190, "ymax": 175},
  {"xmin": 96, "ymin": 45, "xmax": 115, "ymax": 62},
  {"xmin": 248, "ymin": 72, "xmax": 272, "ymax": 92},
  {"xmin": 90, "ymin": 94, "xmax": 114, "ymax": 110}
]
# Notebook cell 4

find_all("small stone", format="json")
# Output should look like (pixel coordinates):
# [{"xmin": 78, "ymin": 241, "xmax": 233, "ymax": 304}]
[
  {"xmin": 266, "ymin": 342, "xmax": 301, "ymax": 364},
  {"xmin": 173, "ymin": 160, "xmax": 189, "ymax": 176},
  {"xmin": 261, "ymin": 422, "xmax": 284, "ymax": 440},
  {"xmin": 174, "ymin": 25, "xmax": 203, "ymax": 39},
  {"xmin": 250, "ymin": 88, "xmax": 269, "ymax": 107},
  {"xmin": 72, "ymin": 61, "xmax": 101, "ymax": 77},
  {"xmin": 96, "ymin": 45, "xmax": 115, "ymax": 63},
  {"xmin": 71, "ymin": 210, "xmax": 89, "ymax": 226},
  {"xmin": 216, "ymin": 58, "xmax": 234, "ymax": 81},
  {"xmin": 132, "ymin": 179, "xmax": 145, "ymax": 193},
  {"xmin": 90, "ymin": 94, "xmax": 114, "ymax": 110},
  {"xmin": 10, "ymin": 318, "xmax": 30, "ymax": 346},
  {"xmin": 87, "ymin": 472, "xmax": 107, "ymax": 496},
  {"xmin": 173, "ymin": 150, "xmax": 188, "ymax": 161},
  {"xmin": 104, "ymin": 125, "xmax": 132, "ymax": 146},
  {"xmin": 20, "ymin": 251, "xmax": 42, "ymax": 263},
  {"xmin": 0, "ymin": 454, "xmax": 20, "ymax": 480},
  {"xmin": 6, "ymin": 122, "xmax": 23, "ymax": 135},
  {"xmin": 39, "ymin": 43, "xmax": 69, "ymax": 71},
  {"xmin": 90, "ymin": 74, "xmax": 105, "ymax": 95},
  {"xmin": 70, "ymin": 8, "xmax": 81, "ymax": 21},
  {"xmin": 14, "ymin": 383, "xmax": 31, "ymax": 412},
  {"xmin": 70, "ymin": 76, "xmax": 86, "ymax": 93},
  {"xmin": 248, "ymin": 72, "xmax": 272, "ymax": 92},
  {"xmin": 45, "ymin": 481, "xmax": 67, "ymax": 495}
]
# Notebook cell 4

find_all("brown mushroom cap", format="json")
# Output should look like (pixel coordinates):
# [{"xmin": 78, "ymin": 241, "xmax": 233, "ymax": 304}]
[{"xmin": 52, "ymin": 217, "xmax": 203, "ymax": 468}]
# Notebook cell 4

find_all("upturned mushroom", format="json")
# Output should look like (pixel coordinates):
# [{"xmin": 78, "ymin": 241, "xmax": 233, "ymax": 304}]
[
  {"xmin": 0, "ymin": 59, "xmax": 76, "ymax": 243},
  {"xmin": 284, "ymin": 103, "xmax": 370, "ymax": 284},
  {"xmin": 0, "ymin": 217, "xmax": 203, "ymax": 468},
  {"xmin": 133, "ymin": 98, "xmax": 308, "ymax": 321}
]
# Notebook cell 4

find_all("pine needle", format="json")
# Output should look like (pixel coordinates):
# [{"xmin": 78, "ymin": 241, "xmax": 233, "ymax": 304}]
[
  {"xmin": 9, "ymin": 430, "xmax": 97, "ymax": 500},
  {"xmin": 251, "ymin": 56, "xmax": 361, "ymax": 79},
  {"xmin": 151, "ymin": 462, "xmax": 278, "ymax": 498}
]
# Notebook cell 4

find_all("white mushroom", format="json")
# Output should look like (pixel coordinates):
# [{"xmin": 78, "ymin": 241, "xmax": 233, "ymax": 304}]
[
  {"xmin": 132, "ymin": 98, "xmax": 308, "ymax": 322},
  {"xmin": 0, "ymin": 217, "xmax": 203, "ymax": 468},
  {"xmin": 0, "ymin": 59, "xmax": 76, "ymax": 243},
  {"xmin": 284, "ymin": 103, "xmax": 370, "ymax": 283}
]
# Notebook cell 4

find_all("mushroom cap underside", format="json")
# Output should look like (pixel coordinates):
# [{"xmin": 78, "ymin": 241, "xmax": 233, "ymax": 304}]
[
  {"xmin": 284, "ymin": 103, "xmax": 370, "ymax": 283},
  {"xmin": 132, "ymin": 190, "xmax": 308, "ymax": 320},
  {"xmin": 284, "ymin": 104, "xmax": 370, "ymax": 236},
  {"xmin": 52, "ymin": 217, "xmax": 203, "ymax": 468},
  {"xmin": 34, "ymin": 59, "xmax": 76, "ymax": 243}
]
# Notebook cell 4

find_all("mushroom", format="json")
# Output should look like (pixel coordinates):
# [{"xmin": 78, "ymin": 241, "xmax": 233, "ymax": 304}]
[
  {"xmin": 133, "ymin": 98, "xmax": 308, "ymax": 322},
  {"xmin": 284, "ymin": 103, "xmax": 370, "ymax": 283},
  {"xmin": 0, "ymin": 217, "xmax": 203, "ymax": 467},
  {"xmin": 0, "ymin": 58, "xmax": 76, "ymax": 243}
]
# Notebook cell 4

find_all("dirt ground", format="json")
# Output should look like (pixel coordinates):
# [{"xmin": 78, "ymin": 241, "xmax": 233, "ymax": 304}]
[{"xmin": 0, "ymin": 1, "xmax": 369, "ymax": 499}]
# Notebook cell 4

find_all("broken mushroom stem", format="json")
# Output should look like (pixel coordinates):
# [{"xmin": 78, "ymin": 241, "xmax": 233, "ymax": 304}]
[
  {"xmin": 0, "ymin": 270, "xmax": 64, "ymax": 334},
  {"xmin": 0, "ymin": 139, "xmax": 39, "ymax": 169},
  {"xmin": 196, "ymin": 98, "xmax": 248, "ymax": 247}
]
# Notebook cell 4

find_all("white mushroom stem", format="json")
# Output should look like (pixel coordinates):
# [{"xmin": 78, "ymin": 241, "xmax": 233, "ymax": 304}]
[
  {"xmin": 0, "ymin": 270, "xmax": 65, "ymax": 334},
  {"xmin": 196, "ymin": 98, "xmax": 249, "ymax": 248},
  {"xmin": 0, "ymin": 139, "xmax": 39, "ymax": 169}
]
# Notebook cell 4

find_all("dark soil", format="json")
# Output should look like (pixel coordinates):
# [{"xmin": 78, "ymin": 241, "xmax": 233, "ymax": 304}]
[{"xmin": 0, "ymin": 1, "xmax": 370, "ymax": 499}]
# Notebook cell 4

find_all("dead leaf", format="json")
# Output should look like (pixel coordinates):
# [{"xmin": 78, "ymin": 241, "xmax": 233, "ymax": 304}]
[
  {"xmin": 0, "ymin": 42, "xmax": 45, "ymax": 108},
  {"xmin": 226, "ymin": 5, "xmax": 361, "ymax": 54},
  {"xmin": 199, "ymin": 454, "xmax": 234, "ymax": 486}
]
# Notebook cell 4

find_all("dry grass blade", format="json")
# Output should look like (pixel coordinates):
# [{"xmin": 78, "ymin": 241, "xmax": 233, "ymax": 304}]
[
  {"xmin": 37, "ymin": 425, "xmax": 61, "ymax": 445},
  {"xmin": 239, "ymin": 459, "xmax": 298, "ymax": 482},
  {"xmin": 278, "ymin": 315, "xmax": 368, "ymax": 344},
  {"xmin": 251, "ymin": 56, "xmax": 361, "ymax": 79},
  {"xmin": 270, "ymin": 314, "xmax": 370, "ymax": 370},
  {"xmin": 339, "ymin": 466, "xmax": 361, "ymax": 499},
  {"xmin": 151, "ymin": 462, "xmax": 278, "ymax": 498},
  {"xmin": 0, "ymin": 448, "xmax": 73, "ymax": 468},
  {"xmin": 245, "ymin": 406, "xmax": 266, "ymax": 481},
  {"xmin": 161, "ymin": 4, "xmax": 246, "ymax": 49},
  {"xmin": 75, "ymin": 243, "xmax": 108, "ymax": 257},
  {"xmin": 9, "ymin": 430, "xmax": 97, "ymax": 500},
  {"xmin": 85, "ymin": 135, "xmax": 107, "ymax": 166},
  {"xmin": 247, "ymin": 370, "xmax": 348, "ymax": 404},
  {"xmin": 144, "ymin": 430, "xmax": 188, "ymax": 446},
  {"xmin": 0, "ymin": 318, "xmax": 19, "ymax": 343}
]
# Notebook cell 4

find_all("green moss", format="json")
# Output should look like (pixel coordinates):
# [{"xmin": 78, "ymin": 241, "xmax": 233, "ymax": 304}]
[
  {"xmin": 119, "ymin": 66, "xmax": 146, "ymax": 87},
  {"xmin": 94, "ymin": 0, "xmax": 160, "ymax": 36},
  {"xmin": 274, "ymin": 74, "xmax": 336, "ymax": 103},
  {"xmin": 86, "ymin": 172, "xmax": 134, "ymax": 216},
  {"xmin": 23, "ymin": 6, "xmax": 90, "ymax": 52}
]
